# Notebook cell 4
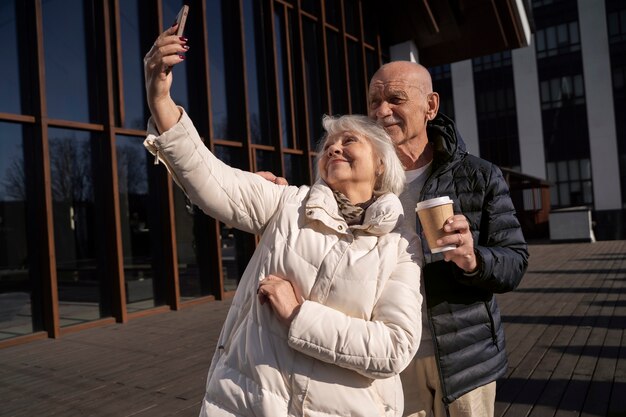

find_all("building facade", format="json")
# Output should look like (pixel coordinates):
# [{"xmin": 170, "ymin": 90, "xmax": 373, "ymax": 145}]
[
  {"xmin": 398, "ymin": 0, "xmax": 625, "ymax": 242},
  {"xmin": 9, "ymin": 0, "xmax": 601, "ymax": 347}
]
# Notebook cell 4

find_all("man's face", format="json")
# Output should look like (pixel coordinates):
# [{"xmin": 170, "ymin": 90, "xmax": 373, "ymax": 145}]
[{"xmin": 368, "ymin": 68, "xmax": 430, "ymax": 145}]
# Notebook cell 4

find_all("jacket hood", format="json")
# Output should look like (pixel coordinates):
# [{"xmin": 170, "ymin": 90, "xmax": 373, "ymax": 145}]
[
  {"xmin": 305, "ymin": 181, "xmax": 404, "ymax": 236},
  {"xmin": 426, "ymin": 112, "xmax": 467, "ymax": 167}
]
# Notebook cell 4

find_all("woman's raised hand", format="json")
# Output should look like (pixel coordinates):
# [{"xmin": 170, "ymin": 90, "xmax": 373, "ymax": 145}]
[{"xmin": 143, "ymin": 24, "xmax": 189, "ymax": 132}]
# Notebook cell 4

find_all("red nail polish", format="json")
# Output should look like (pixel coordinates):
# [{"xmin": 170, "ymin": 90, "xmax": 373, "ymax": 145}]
[
  {"xmin": 179, "ymin": 54, "xmax": 185, "ymax": 60},
  {"xmin": 179, "ymin": 36, "xmax": 188, "ymax": 42}
]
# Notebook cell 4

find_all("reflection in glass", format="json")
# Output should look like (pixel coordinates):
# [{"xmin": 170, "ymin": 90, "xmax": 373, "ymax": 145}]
[
  {"xmin": 117, "ymin": 135, "xmax": 157, "ymax": 311},
  {"xmin": 0, "ymin": 123, "xmax": 33, "ymax": 340},
  {"xmin": 120, "ymin": 0, "xmax": 148, "ymax": 130},
  {"xmin": 49, "ymin": 128, "xmax": 105, "ymax": 326},
  {"xmin": 274, "ymin": 6, "xmax": 294, "ymax": 148},
  {"xmin": 243, "ymin": 0, "xmax": 273, "ymax": 145},
  {"xmin": 0, "ymin": 0, "xmax": 22, "ymax": 114},
  {"xmin": 207, "ymin": 0, "xmax": 245, "ymax": 141},
  {"xmin": 303, "ymin": 19, "xmax": 325, "ymax": 150},
  {"xmin": 173, "ymin": 186, "xmax": 202, "ymax": 299},
  {"xmin": 43, "ymin": 0, "xmax": 97, "ymax": 123},
  {"xmin": 163, "ymin": 0, "xmax": 189, "ymax": 109}
]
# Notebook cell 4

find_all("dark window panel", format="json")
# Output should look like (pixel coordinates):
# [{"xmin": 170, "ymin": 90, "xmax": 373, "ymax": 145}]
[
  {"xmin": 347, "ymin": 40, "xmax": 365, "ymax": 114},
  {"xmin": 283, "ymin": 154, "xmax": 308, "ymax": 186},
  {"xmin": 301, "ymin": 0, "xmax": 320, "ymax": 16},
  {"xmin": 361, "ymin": 1, "xmax": 377, "ymax": 46},
  {"xmin": 119, "ymin": 0, "xmax": 150, "ymax": 130},
  {"xmin": 116, "ymin": 135, "xmax": 159, "ymax": 311},
  {"xmin": 43, "ymin": 0, "xmax": 101, "ymax": 123},
  {"xmin": 302, "ymin": 18, "xmax": 326, "ymax": 149},
  {"xmin": 324, "ymin": 0, "xmax": 340, "ymax": 27},
  {"xmin": 49, "ymin": 128, "xmax": 107, "ymax": 326},
  {"xmin": 344, "ymin": 0, "xmax": 358, "ymax": 36},
  {"xmin": 243, "ymin": 0, "xmax": 274, "ymax": 145},
  {"xmin": 0, "ymin": 122, "xmax": 34, "ymax": 339},
  {"xmin": 274, "ymin": 6, "xmax": 295, "ymax": 148},
  {"xmin": 207, "ymin": 0, "xmax": 246, "ymax": 141},
  {"xmin": 326, "ymin": 30, "xmax": 348, "ymax": 115},
  {"xmin": 0, "ymin": 0, "xmax": 23, "ymax": 115},
  {"xmin": 161, "ymin": 0, "xmax": 189, "ymax": 110}
]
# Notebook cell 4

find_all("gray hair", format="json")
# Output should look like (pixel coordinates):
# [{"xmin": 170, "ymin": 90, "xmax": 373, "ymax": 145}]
[{"xmin": 314, "ymin": 114, "xmax": 406, "ymax": 196}]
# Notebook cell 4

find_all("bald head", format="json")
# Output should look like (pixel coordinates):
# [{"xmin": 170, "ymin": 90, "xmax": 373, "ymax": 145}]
[{"xmin": 370, "ymin": 61, "xmax": 433, "ymax": 96}]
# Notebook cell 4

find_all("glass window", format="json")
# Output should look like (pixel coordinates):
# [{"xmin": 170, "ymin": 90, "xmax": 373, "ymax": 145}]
[
  {"xmin": 558, "ymin": 183, "xmax": 570, "ymax": 206},
  {"xmin": 301, "ymin": 0, "xmax": 320, "ymax": 15},
  {"xmin": 326, "ymin": 30, "xmax": 348, "ymax": 114},
  {"xmin": 302, "ymin": 18, "xmax": 326, "ymax": 149},
  {"xmin": 274, "ymin": 6, "xmax": 295, "ymax": 148},
  {"xmin": 163, "ymin": 0, "xmax": 189, "ymax": 110},
  {"xmin": 344, "ymin": 0, "xmax": 358, "ymax": 36},
  {"xmin": 582, "ymin": 181, "xmax": 593, "ymax": 204},
  {"xmin": 546, "ymin": 162, "xmax": 556, "ymax": 180},
  {"xmin": 173, "ymin": 186, "xmax": 202, "ymax": 299},
  {"xmin": 324, "ymin": 0, "xmax": 340, "ymax": 27},
  {"xmin": 557, "ymin": 160, "xmax": 568, "ymax": 180},
  {"xmin": 284, "ymin": 154, "xmax": 308, "ymax": 186},
  {"xmin": 347, "ymin": 40, "xmax": 366, "ymax": 114},
  {"xmin": 255, "ymin": 149, "xmax": 280, "ymax": 173},
  {"xmin": 49, "ymin": 128, "xmax": 107, "ymax": 326},
  {"xmin": 568, "ymin": 159, "xmax": 579, "ymax": 180},
  {"xmin": 580, "ymin": 158, "xmax": 592, "ymax": 179},
  {"xmin": 362, "ymin": 2, "xmax": 377, "ymax": 46},
  {"xmin": 207, "ymin": 0, "xmax": 245, "ymax": 141},
  {"xmin": 569, "ymin": 22, "xmax": 579, "ymax": 44},
  {"xmin": 119, "ymin": 0, "xmax": 149, "ymax": 130},
  {"xmin": 116, "ymin": 135, "xmax": 159, "ymax": 311},
  {"xmin": 0, "ymin": 123, "xmax": 34, "ymax": 340},
  {"xmin": 0, "ymin": 0, "xmax": 23, "ymax": 115},
  {"xmin": 243, "ymin": 0, "xmax": 273, "ymax": 145},
  {"xmin": 536, "ymin": 30, "xmax": 545, "ymax": 52},
  {"xmin": 365, "ymin": 48, "xmax": 379, "ymax": 89},
  {"xmin": 43, "ymin": 0, "xmax": 99, "ymax": 123}
]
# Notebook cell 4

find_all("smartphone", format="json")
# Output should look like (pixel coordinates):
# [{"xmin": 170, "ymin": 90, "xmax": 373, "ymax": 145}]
[{"xmin": 175, "ymin": 5, "xmax": 189, "ymax": 36}]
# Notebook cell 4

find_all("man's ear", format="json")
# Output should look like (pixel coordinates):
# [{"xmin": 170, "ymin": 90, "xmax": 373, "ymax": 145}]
[{"xmin": 427, "ymin": 92, "xmax": 439, "ymax": 120}]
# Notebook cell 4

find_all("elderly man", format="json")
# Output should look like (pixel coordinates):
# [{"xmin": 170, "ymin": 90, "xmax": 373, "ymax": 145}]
[
  {"xmin": 262, "ymin": 61, "xmax": 529, "ymax": 416},
  {"xmin": 368, "ymin": 61, "xmax": 528, "ymax": 417}
]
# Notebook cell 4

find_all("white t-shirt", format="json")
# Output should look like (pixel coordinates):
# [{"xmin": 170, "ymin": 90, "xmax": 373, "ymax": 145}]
[{"xmin": 399, "ymin": 162, "xmax": 434, "ymax": 358}]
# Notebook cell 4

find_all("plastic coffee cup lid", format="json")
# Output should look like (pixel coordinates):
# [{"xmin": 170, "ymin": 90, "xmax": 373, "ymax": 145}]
[{"xmin": 416, "ymin": 196, "xmax": 453, "ymax": 211}]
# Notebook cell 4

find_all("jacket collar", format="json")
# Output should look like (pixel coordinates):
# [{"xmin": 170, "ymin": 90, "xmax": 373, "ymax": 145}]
[
  {"xmin": 305, "ymin": 181, "xmax": 404, "ymax": 236},
  {"xmin": 427, "ymin": 112, "xmax": 466, "ymax": 168}
]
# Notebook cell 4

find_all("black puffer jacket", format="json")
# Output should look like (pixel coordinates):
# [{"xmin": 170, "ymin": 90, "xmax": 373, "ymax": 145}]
[{"xmin": 421, "ymin": 113, "xmax": 528, "ymax": 404}]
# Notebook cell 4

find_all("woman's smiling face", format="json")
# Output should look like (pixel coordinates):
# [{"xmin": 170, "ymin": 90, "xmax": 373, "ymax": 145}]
[{"xmin": 318, "ymin": 130, "xmax": 379, "ymax": 202}]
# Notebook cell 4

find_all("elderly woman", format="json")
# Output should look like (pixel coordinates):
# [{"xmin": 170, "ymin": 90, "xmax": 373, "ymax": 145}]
[{"xmin": 144, "ymin": 26, "xmax": 422, "ymax": 417}]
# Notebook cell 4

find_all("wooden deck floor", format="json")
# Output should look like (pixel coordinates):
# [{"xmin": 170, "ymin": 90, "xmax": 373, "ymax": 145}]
[{"xmin": 0, "ymin": 241, "xmax": 624, "ymax": 416}]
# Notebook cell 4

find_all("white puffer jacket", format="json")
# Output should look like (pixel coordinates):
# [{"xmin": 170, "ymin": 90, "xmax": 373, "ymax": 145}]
[{"xmin": 145, "ymin": 110, "xmax": 423, "ymax": 417}]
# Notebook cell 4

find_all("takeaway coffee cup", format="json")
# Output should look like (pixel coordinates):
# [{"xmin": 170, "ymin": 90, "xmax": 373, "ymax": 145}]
[{"xmin": 416, "ymin": 196, "xmax": 456, "ymax": 254}]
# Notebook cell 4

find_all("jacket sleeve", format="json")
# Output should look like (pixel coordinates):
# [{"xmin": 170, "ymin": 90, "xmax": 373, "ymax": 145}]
[
  {"xmin": 144, "ymin": 108, "xmax": 286, "ymax": 234},
  {"xmin": 287, "ymin": 233, "xmax": 423, "ymax": 379},
  {"xmin": 457, "ymin": 163, "xmax": 529, "ymax": 293}
]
